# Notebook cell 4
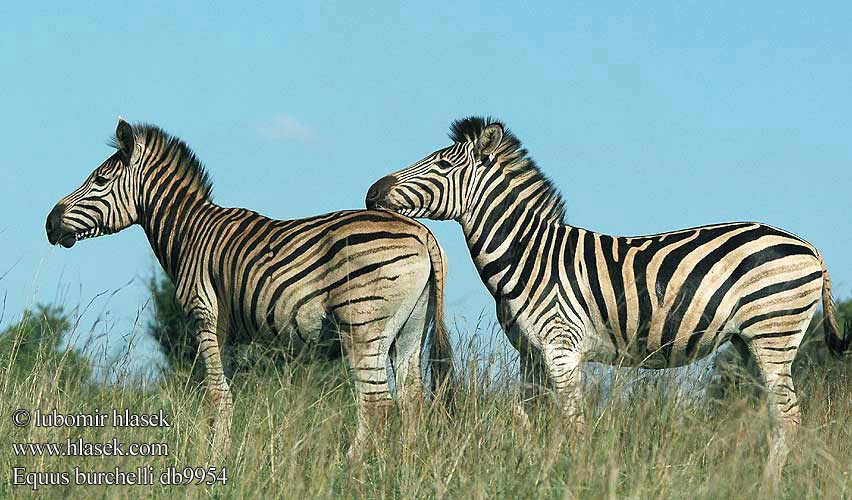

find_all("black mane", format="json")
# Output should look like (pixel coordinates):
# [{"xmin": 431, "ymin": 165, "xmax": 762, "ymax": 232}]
[
  {"xmin": 449, "ymin": 116, "xmax": 566, "ymax": 223},
  {"xmin": 113, "ymin": 123, "xmax": 214, "ymax": 200}
]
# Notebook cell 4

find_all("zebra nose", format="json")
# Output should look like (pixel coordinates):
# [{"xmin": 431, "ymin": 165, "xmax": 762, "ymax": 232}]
[
  {"xmin": 46, "ymin": 204, "xmax": 66, "ymax": 233},
  {"xmin": 366, "ymin": 175, "xmax": 397, "ymax": 209}
]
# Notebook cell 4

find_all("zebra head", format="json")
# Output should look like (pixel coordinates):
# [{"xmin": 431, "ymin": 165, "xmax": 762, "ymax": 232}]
[
  {"xmin": 366, "ymin": 117, "xmax": 506, "ymax": 220},
  {"xmin": 46, "ymin": 118, "xmax": 141, "ymax": 248}
]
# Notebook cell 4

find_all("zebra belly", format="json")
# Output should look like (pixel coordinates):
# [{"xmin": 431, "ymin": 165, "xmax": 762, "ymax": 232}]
[
  {"xmin": 583, "ymin": 324, "xmax": 733, "ymax": 369},
  {"xmin": 269, "ymin": 297, "xmax": 332, "ymax": 355},
  {"xmin": 224, "ymin": 289, "xmax": 330, "ymax": 359}
]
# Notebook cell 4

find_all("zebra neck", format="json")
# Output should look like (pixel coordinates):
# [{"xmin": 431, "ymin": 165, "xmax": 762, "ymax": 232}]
[
  {"xmin": 140, "ymin": 192, "xmax": 217, "ymax": 280},
  {"xmin": 459, "ymin": 198, "xmax": 571, "ymax": 300}
]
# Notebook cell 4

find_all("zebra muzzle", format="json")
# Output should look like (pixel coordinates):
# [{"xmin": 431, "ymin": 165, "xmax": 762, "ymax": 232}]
[
  {"xmin": 365, "ymin": 175, "xmax": 397, "ymax": 210},
  {"xmin": 45, "ymin": 204, "xmax": 77, "ymax": 248}
]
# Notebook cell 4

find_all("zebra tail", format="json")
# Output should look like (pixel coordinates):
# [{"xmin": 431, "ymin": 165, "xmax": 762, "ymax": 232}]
[
  {"xmin": 426, "ymin": 232, "xmax": 455, "ymax": 413},
  {"xmin": 819, "ymin": 254, "xmax": 852, "ymax": 357}
]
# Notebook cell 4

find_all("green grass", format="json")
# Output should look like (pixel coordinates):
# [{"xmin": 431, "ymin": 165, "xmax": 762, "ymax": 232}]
[{"xmin": 1, "ymin": 331, "xmax": 851, "ymax": 499}]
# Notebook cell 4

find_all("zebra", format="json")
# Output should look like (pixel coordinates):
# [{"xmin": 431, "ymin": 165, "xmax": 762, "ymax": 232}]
[
  {"xmin": 45, "ymin": 118, "xmax": 454, "ymax": 459},
  {"xmin": 366, "ymin": 116, "xmax": 850, "ymax": 479}
]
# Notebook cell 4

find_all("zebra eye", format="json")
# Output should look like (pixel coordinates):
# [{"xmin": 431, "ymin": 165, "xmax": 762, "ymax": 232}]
[
  {"xmin": 435, "ymin": 160, "xmax": 454, "ymax": 171},
  {"xmin": 93, "ymin": 175, "xmax": 110, "ymax": 186}
]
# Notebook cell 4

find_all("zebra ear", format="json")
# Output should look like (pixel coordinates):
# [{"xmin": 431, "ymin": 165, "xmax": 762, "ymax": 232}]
[
  {"xmin": 477, "ymin": 123, "xmax": 504, "ymax": 156},
  {"xmin": 115, "ymin": 117, "xmax": 135, "ymax": 160}
]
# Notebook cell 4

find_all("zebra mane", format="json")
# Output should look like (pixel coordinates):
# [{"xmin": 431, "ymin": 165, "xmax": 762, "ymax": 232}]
[
  {"xmin": 113, "ymin": 124, "xmax": 214, "ymax": 200},
  {"xmin": 449, "ymin": 116, "xmax": 567, "ymax": 224}
]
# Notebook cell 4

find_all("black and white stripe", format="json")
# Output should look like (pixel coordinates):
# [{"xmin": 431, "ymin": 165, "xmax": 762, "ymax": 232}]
[
  {"xmin": 367, "ymin": 116, "xmax": 850, "ymax": 478},
  {"xmin": 46, "ymin": 118, "xmax": 454, "ymax": 458}
]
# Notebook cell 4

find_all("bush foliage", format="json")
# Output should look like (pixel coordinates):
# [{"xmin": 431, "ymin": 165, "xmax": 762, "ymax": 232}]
[{"xmin": 0, "ymin": 304, "xmax": 90, "ymax": 386}]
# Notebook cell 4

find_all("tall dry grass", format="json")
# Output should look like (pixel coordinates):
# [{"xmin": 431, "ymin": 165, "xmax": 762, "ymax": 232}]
[{"xmin": 1, "ymin": 317, "xmax": 850, "ymax": 499}]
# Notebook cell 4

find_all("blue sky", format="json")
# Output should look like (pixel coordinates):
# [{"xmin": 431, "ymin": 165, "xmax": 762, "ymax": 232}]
[{"xmin": 1, "ymin": 2, "xmax": 850, "ymax": 372}]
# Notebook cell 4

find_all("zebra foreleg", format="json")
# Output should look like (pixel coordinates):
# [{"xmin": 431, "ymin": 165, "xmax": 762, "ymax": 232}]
[
  {"xmin": 515, "ymin": 347, "xmax": 548, "ymax": 427},
  {"xmin": 192, "ymin": 308, "xmax": 233, "ymax": 461},
  {"xmin": 541, "ymin": 340, "xmax": 585, "ymax": 434}
]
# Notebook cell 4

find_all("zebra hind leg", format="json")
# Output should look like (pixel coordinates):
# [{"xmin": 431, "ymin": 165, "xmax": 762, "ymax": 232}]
[
  {"xmin": 339, "ymin": 317, "xmax": 396, "ymax": 460},
  {"xmin": 740, "ymin": 324, "xmax": 806, "ymax": 485},
  {"xmin": 390, "ymin": 281, "xmax": 430, "ymax": 422}
]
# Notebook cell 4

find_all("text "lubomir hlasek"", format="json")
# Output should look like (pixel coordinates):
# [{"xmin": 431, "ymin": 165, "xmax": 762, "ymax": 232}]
[{"xmin": 32, "ymin": 409, "xmax": 170, "ymax": 428}]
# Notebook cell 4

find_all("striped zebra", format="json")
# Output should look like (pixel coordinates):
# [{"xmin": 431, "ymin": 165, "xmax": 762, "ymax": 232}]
[
  {"xmin": 45, "ymin": 118, "xmax": 454, "ymax": 458},
  {"xmin": 366, "ymin": 116, "xmax": 850, "ymax": 478}
]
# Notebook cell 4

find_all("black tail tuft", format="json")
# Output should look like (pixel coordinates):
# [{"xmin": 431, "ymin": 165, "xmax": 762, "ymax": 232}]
[{"xmin": 826, "ymin": 318, "xmax": 852, "ymax": 358}]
